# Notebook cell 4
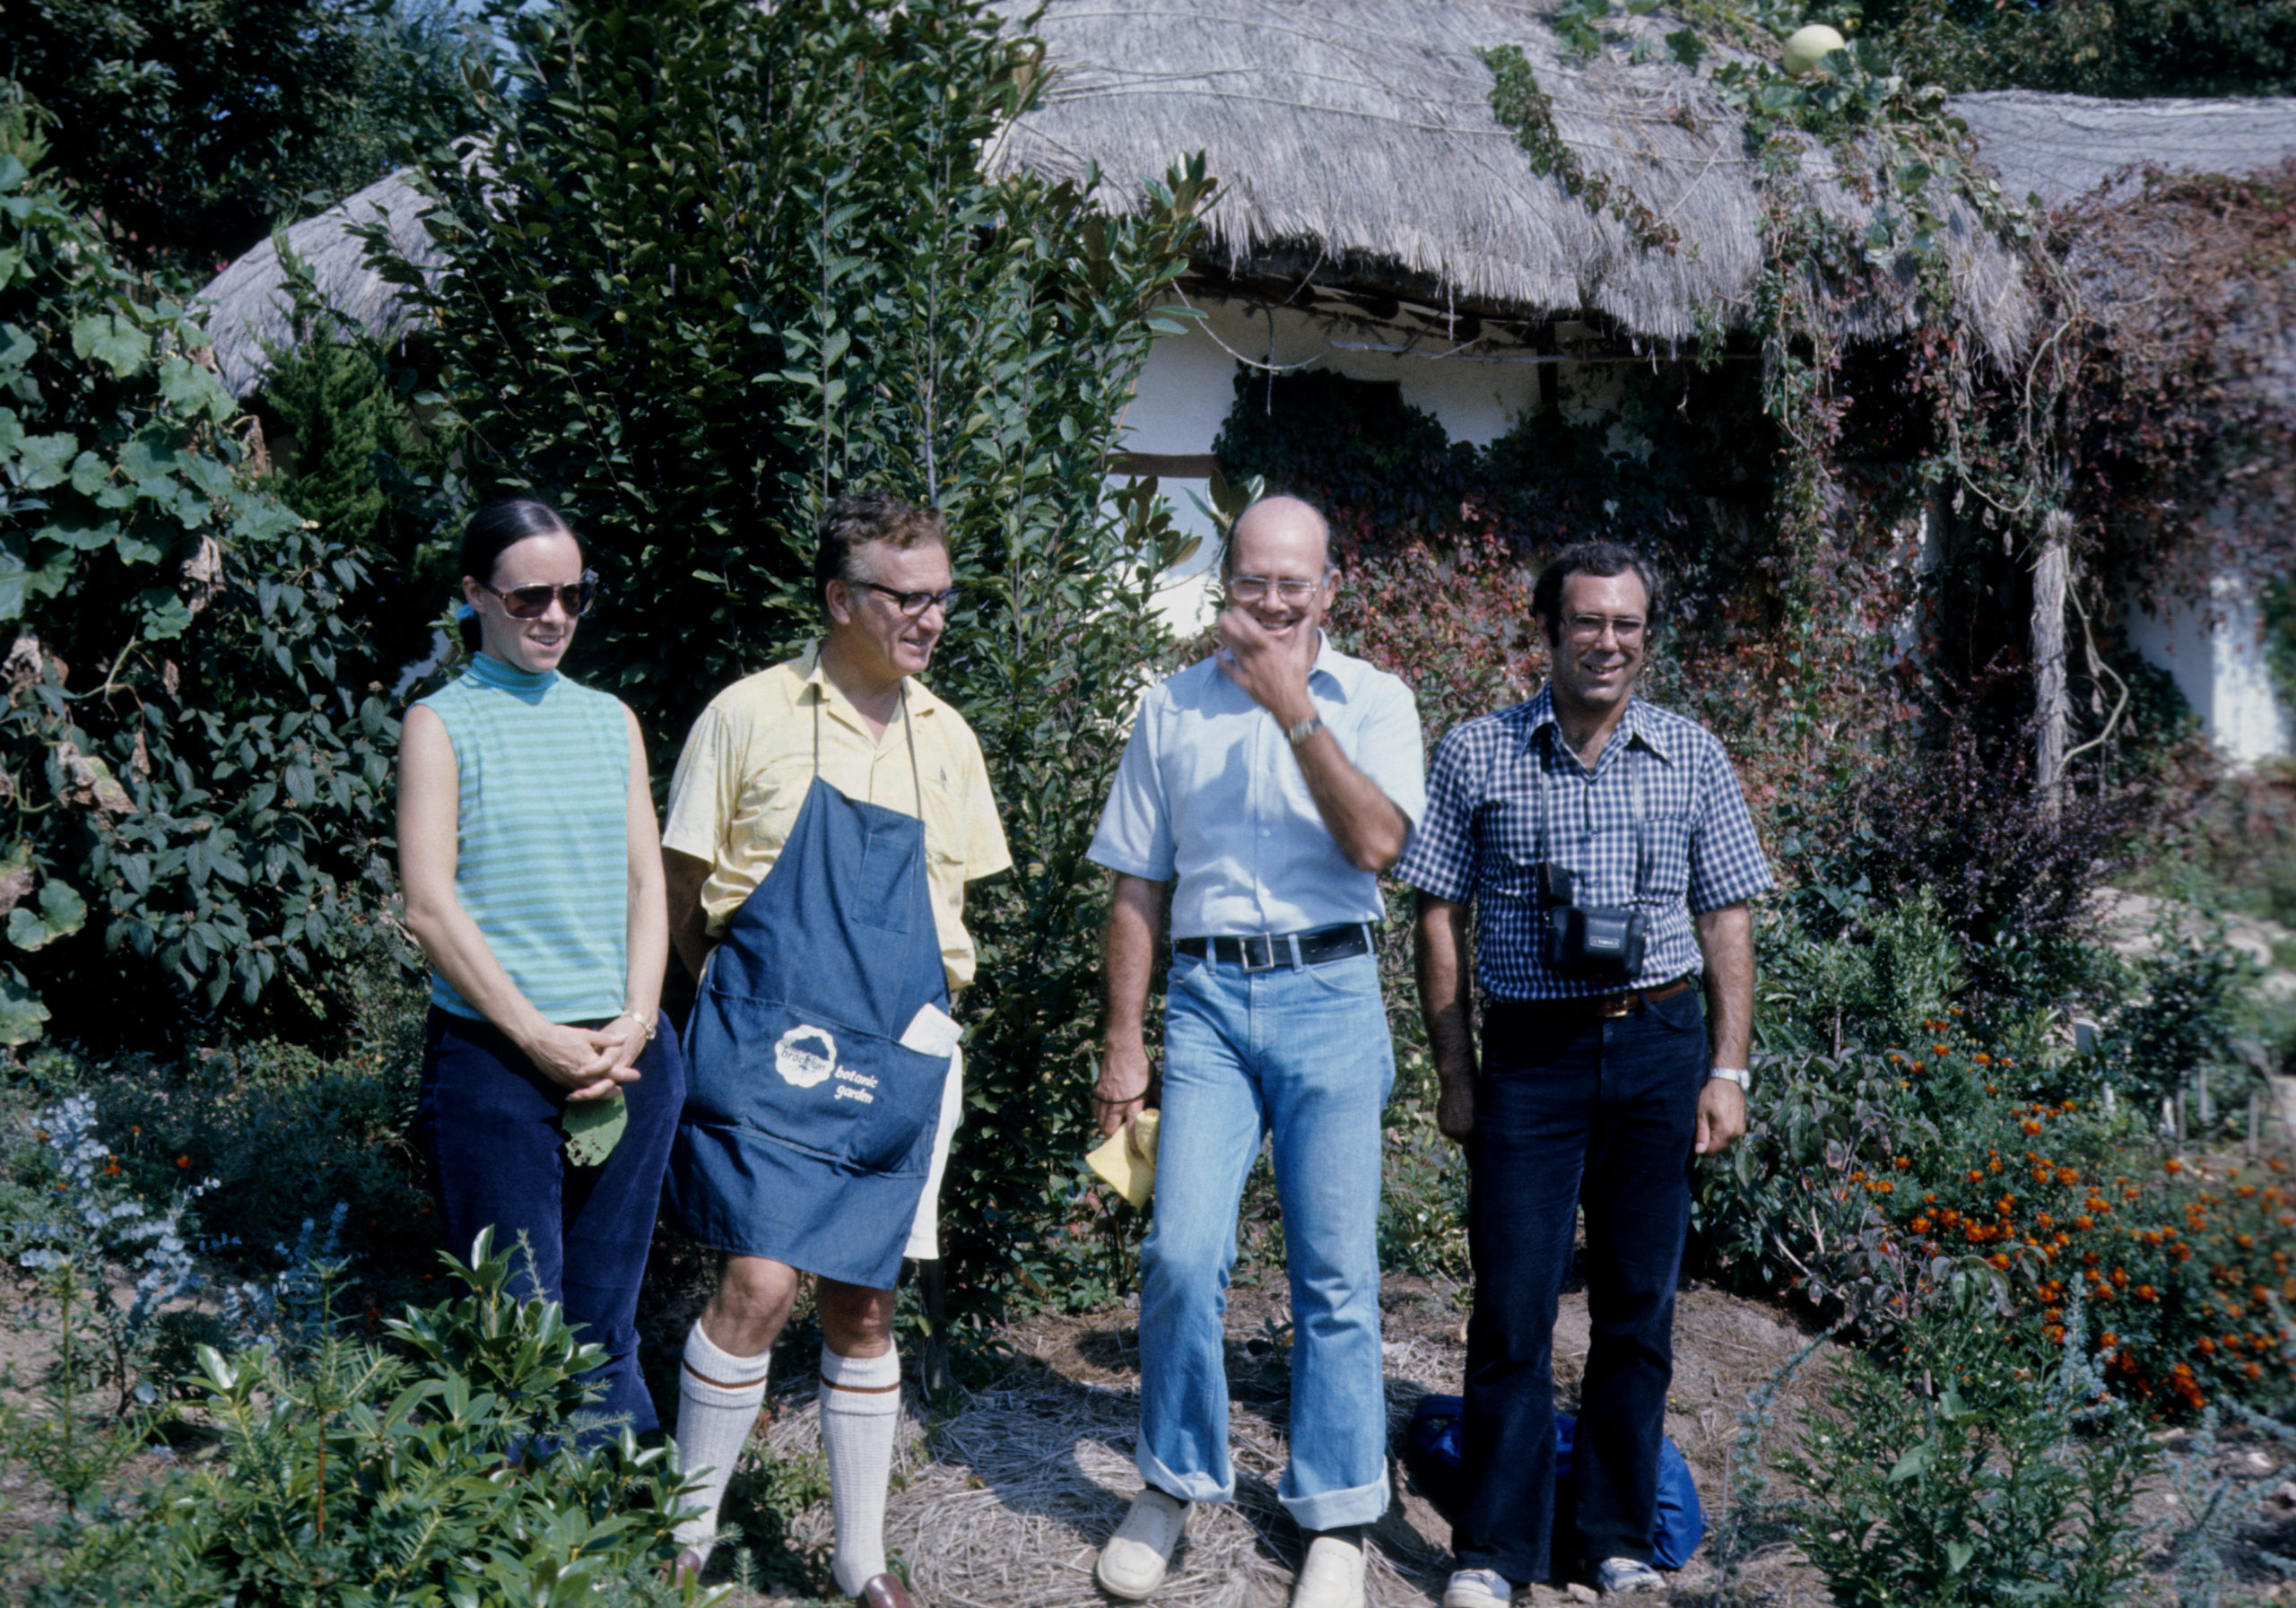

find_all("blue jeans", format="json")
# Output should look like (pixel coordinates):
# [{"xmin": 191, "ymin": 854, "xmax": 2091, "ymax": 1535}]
[
  {"xmin": 414, "ymin": 1006, "xmax": 684, "ymax": 1439},
  {"xmin": 1454, "ymin": 987, "xmax": 1706, "ymax": 1583},
  {"xmin": 1137, "ymin": 948, "xmax": 1395, "ymax": 1532}
]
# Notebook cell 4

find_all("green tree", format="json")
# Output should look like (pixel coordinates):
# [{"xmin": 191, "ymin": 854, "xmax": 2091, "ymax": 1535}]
[
  {"xmin": 374, "ymin": 0, "xmax": 1209, "ymax": 1312},
  {"xmin": 1857, "ymin": 0, "xmax": 2296, "ymax": 96},
  {"xmin": 4, "ymin": 0, "xmax": 484, "ymax": 281},
  {"xmin": 0, "ymin": 142, "xmax": 397, "ymax": 1048}
]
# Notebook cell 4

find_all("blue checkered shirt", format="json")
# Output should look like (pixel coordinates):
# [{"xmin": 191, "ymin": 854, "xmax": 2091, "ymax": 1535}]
[{"xmin": 1395, "ymin": 688, "xmax": 1772, "ymax": 1001}]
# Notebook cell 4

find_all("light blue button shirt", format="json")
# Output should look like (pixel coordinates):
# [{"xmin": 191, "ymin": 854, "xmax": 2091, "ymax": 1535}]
[{"xmin": 1088, "ymin": 638, "xmax": 1427, "ymax": 936}]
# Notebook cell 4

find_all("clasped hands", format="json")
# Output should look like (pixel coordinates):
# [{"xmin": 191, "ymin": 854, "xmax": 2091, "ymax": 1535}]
[{"xmin": 523, "ymin": 1016, "xmax": 651, "ymax": 1101}]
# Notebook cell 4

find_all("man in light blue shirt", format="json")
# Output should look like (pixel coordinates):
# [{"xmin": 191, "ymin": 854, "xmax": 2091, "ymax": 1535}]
[{"xmin": 1087, "ymin": 495, "xmax": 1426, "ymax": 1608}]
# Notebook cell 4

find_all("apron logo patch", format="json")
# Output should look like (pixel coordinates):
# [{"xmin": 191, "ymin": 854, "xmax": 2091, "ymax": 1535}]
[{"xmin": 775, "ymin": 1025, "xmax": 838, "ymax": 1090}]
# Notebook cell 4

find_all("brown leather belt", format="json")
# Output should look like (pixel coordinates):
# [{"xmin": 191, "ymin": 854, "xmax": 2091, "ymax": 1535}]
[{"xmin": 1489, "ymin": 976, "xmax": 1697, "ymax": 1021}]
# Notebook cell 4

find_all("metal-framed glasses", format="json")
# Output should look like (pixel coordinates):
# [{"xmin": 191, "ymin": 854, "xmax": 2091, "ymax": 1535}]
[
  {"xmin": 1563, "ymin": 613, "xmax": 1646, "ymax": 644},
  {"xmin": 855, "ymin": 581, "xmax": 962, "ymax": 618},
  {"xmin": 479, "ymin": 570, "xmax": 600, "ymax": 619},
  {"xmin": 1227, "ymin": 573, "xmax": 1326, "ymax": 604}
]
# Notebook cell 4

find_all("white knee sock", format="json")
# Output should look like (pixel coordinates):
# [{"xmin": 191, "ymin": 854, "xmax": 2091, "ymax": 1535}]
[
  {"xmin": 672, "ymin": 1323, "xmax": 771, "ymax": 1563},
  {"xmin": 819, "ymin": 1344, "xmax": 903, "ymax": 1595}
]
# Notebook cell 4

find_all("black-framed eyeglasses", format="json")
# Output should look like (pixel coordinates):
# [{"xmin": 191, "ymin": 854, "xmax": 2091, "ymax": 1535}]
[
  {"xmin": 855, "ymin": 581, "xmax": 961, "ymax": 618},
  {"xmin": 1227, "ymin": 573, "xmax": 1325, "ymax": 604},
  {"xmin": 479, "ymin": 570, "xmax": 600, "ymax": 619}
]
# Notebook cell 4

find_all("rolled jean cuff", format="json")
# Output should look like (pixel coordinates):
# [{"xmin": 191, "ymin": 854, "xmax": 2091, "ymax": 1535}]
[
  {"xmin": 1279, "ymin": 1468, "xmax": 1390, "ymax": 1533},
  {"xmin": 1138, "ymin": 1445, "xmax": 1232, "ymax": 1508}
]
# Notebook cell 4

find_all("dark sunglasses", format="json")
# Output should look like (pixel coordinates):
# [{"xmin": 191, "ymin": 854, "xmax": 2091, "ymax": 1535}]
[
  {"xmin": 854, "ymin": 580, "xmax": 961, "ymax": 618},
  {"xmin": 479, "ymin": 570, "xmax": 600, "ymax": 619}
]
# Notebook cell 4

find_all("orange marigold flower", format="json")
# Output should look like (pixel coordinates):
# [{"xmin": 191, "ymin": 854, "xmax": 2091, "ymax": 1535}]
[
  {"xmin": 2137, "ymin": 1286, "xmax": 2157, "ymax": 1301},
  {"xmin": 2022, "ymin": 1120, "xmax": 2042, "ymax": 1135},
  {"xmin": 2100, "ymin": 1332, "xmax": 2118, "ymax": 1347},
  {"xmin": 2165, "ymin": 1158, "xmax": 2184, "ymax": 1175},
  {"xmin": 1974, "ymin": 1053, "xmax": 1993, "ymax": 1065},
  {"xmin": 1968, "ymin": 1169, "xmax": 1986, "ymax": 1184},
  {"xmin": 176, "ymin": 1155, "xmax": 190, "ymax": 1168},
  {"xmin": 2075, "ymin": 1216, "xmax": 2094, "ymax": 1231},
  {"xmin": 1933, "ymin": 1042, "xmax": 1951, "ymax": 1055},
  {"xmin": 2198, "ymin": 1337, "xmax": 2217, "ymax": 1355},
  {"xmin": 2248, "ymin": 1363, "xmax": 2264, "ymax": 1379}
]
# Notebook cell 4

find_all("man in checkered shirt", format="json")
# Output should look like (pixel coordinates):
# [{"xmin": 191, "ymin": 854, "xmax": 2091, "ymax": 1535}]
[{"xmin": 1397, "ymin": 542, "xmax": 1770, "ymax": 1606}]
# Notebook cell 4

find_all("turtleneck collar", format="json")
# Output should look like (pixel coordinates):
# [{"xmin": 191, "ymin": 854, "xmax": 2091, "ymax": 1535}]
[{"xmin": 465, "ymin": 651, "xmax": 559, "ymax": 698}]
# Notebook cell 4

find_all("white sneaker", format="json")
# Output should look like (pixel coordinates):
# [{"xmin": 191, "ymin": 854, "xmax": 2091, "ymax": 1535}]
[
  {"xmin": 1097, "ymin": 1486, "xmax": 1190, "ymax": 1601},
  {"xmin": 1596, "ymin": 1557, "xmax": 1667, "ymax": 1597},
  {"xmin": 1291, "ymin": 1534, "xmax": 1366, "ymax": 1608},
  {"xmin": 1441, "ymin": 1566, "xmax": 1514, "ymax": 1607}
]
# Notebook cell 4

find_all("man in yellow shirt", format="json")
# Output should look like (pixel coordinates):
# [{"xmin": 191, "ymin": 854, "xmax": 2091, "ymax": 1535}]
[{"xmin": 658, "ymin": 491, "xmax": 1010, "ymax": 1605}]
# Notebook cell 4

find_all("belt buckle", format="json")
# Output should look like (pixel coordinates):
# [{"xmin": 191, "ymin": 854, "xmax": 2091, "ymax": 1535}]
[
  {"xmin": 1238, "ymin": 934, "xmax": 1279, "ymax": 971},
  {"xmin": 1598, "ymin": 992, "xmax": 1634, "ymax": 1019}
]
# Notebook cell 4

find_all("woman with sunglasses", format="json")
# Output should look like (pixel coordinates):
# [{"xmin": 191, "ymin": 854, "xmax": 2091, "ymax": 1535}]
[{"xmin": 400, "ymin": 497, "xmax": 683, "ymax": 1439}]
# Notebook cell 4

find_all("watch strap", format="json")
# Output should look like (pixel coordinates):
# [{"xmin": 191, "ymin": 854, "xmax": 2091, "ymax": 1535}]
[
  {"xmin": 1707, "ymin": 1066, "xmax": 1752, "ymax": 1092},
  {"xmin": 1285, "ymin": 714, "xmax": 1324, "ymax": 747}
]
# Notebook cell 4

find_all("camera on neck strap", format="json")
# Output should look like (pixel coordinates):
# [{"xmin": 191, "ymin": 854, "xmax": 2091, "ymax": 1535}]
[{"xmin": 1537, "ymin": 862, "xmax": 1648, "ymax": 978}]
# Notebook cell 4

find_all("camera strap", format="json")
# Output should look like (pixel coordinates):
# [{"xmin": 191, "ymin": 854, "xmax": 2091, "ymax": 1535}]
[{"xmin": 1535, "ymin": 719, "xmax": 1648, "ymax": 901}]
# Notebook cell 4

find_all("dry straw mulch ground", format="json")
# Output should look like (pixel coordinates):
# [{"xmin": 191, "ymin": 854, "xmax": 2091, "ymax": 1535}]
[{"xmin": 709, "ymin": 1272, "xmax": 1848, "ymax": 1607}]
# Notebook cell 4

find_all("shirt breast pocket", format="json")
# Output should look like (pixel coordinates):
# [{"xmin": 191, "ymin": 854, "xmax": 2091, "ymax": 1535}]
[
  {"xmin": 1638, "ymin": 813, "xmax": 1695, "ymax": 900},
  {"xmin": 1477, "ymin": 801, "xmax": 1543, "ymax": 901}
]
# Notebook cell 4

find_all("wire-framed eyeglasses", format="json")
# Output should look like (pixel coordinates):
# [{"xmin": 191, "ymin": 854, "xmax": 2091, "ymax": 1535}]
[{"xmin": 1226, "ymin": 573, "xmax": 1326, "ymax": 604}]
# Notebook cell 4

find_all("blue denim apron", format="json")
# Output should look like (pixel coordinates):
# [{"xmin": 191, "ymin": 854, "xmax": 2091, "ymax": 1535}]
[{"xmin": 667, "ymin": 693, "xmax": 952, "ymax": 1290}]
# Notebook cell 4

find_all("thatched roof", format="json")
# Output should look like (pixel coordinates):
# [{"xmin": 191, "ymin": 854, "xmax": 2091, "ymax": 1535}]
[
  {"xmin": 198, "ymin": 169, "xmax": 439, "ymax": 398},
  {"xmin": 191, "ymin": 3, "xmax": 2296, "ymax": 398},
  {"xmin": 984, "ymin": 0, "xmax": 2034, "ymax": 358},
  {"xmin": 1953, "ymin": 91, "xmax": 2296, "ymax": 205}
]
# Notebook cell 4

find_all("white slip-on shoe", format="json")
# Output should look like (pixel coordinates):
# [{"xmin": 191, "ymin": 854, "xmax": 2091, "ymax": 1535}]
[
  {"xmin": 1441, "ymin": 1567, "xmax": 1515, "ymax": 1608},
  {"xmin": 1596, "ymin": 1557, "xmax": 1668, "ymax": 1597},
  {"xmin": 1096, "ymin": 1486, "xmax": 1190, "ymax": 1601},
  {"xmin": 1291, "ymin": 1533, "xmax": 1366, "ymax": 1608}
]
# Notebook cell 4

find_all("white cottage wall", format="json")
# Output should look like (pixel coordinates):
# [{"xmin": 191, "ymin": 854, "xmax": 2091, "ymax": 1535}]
[
  {"xmin": 1117, "ymin": 297, "xmax": 1609, "ymax": 631},
  {"xmin": 2125, "ymin": 567, "xmax": 2292, "ymax": 769}
]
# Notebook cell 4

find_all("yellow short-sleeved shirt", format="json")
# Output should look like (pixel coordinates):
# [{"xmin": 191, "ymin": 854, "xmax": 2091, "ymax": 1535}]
[{"xmin": 661, "ymin": 643, "xmax": 1013, "ymax": 991}]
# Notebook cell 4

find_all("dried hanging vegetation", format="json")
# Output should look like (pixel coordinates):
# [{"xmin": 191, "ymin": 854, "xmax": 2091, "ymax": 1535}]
[{"xmin": 1485, "ymin": 2, "xmax": 2294, "ymax": 804}]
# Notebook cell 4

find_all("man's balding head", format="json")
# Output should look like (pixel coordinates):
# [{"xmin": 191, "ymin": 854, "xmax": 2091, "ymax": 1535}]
[{"xmin": 1223, "ymin": 495, "xmax": 1331, "ymax": 579}]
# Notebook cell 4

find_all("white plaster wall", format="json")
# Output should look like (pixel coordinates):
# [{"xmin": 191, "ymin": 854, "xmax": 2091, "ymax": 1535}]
[
  {"xmin": 1115, "ymin": 297, "xmax": 1604, "ymax": 633},
  {"xmin": 2126, "ymin": 569, "xmax": 2292, "ymax": 768}
]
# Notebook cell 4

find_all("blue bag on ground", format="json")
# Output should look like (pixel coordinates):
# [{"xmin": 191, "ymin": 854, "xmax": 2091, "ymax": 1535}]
[{"xmin": 1403, "ymin": 1394, "xmax": 1705, "ymax": 1570}]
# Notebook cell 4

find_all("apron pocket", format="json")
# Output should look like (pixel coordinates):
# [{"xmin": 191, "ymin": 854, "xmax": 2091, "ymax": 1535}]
[{"xmin": 686, "ymin": 991, "xmax": 950, "ymax": 1177}]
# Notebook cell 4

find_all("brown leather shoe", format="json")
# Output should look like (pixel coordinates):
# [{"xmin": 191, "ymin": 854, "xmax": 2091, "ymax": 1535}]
[{"xmin": 855, "ymin": 1571, "xmax": 916, "ymax": 1608}]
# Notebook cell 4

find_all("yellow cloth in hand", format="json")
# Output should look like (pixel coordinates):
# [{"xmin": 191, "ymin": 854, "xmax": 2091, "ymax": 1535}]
[{"xmin": 1085, "ymin": 1109, "xmax": 1161, "ymax": 1209}]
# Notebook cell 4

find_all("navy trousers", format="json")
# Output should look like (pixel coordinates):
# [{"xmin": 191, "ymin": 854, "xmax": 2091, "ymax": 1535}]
[
  {"xmin": 1453, "ymin": 986, "xmax": 1706, "ymax": 1584},
  {"xmin": 414, "ymin": 1006, "xmax": 683, "ymax": 1437}
]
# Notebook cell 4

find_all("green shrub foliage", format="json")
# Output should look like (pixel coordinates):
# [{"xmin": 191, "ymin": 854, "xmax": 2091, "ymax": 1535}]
[
  {"xmin": 1780, "ymin": 1291, "xmax": 2152, "ymax": 1608},
  {"xmin": 0, "ymin": 154, "xmax": 397, "ymax": 1047},
  {"xmin": 371, "ymin": 0, "xmax": 1207, "ymax": 1312},
  {"xmin": 12, "ymin": 1231, "xmax": 717, "ymax": 1608}
]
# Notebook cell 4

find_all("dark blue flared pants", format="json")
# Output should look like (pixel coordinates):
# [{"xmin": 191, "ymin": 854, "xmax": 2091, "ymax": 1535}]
[
  {"xmin": 1453, "ymin": 986, "xmax": 1705, "ymax": 1584},
  {"xmin": 414, "ymin": 1006, "xmax": 683, "ymax": 1437}
]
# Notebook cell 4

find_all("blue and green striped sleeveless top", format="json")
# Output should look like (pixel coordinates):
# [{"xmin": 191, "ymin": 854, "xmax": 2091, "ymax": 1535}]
[{"xmin": 416, "ymin": 653, "xmax": 630, "ymax": 1023}]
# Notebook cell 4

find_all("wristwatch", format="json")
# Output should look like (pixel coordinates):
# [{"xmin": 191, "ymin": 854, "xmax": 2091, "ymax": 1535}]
[
  {"xmin": 618, "ymin": 1009, "xmax": 658, "ymax": 1043},
  {"xmin": 1707, "ymin": 1066, "xmax": 1752, "ymax": 1093},
  {"xmin": 1285, "ymin": 714, "xmax": 1324, "ymax": 747}
]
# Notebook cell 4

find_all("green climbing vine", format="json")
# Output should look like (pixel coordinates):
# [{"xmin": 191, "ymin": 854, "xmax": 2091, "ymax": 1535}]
[
  {"xmin": 1469, "ymin": 0, "xmax": 2296, "ymax": 795},
  {"xmin": 1479, "ymin": 45, "xmax": 1683, "ymax": 254}
]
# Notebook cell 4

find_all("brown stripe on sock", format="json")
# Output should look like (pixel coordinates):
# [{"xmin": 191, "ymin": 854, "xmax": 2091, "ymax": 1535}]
[
  {"xmin": 683, "ymin": 1360, "xmax": 771, "ymax": 1390},
  {"xmin": 820, "ymin": 1378, "xmax": 902, "ymax": 1393}
]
